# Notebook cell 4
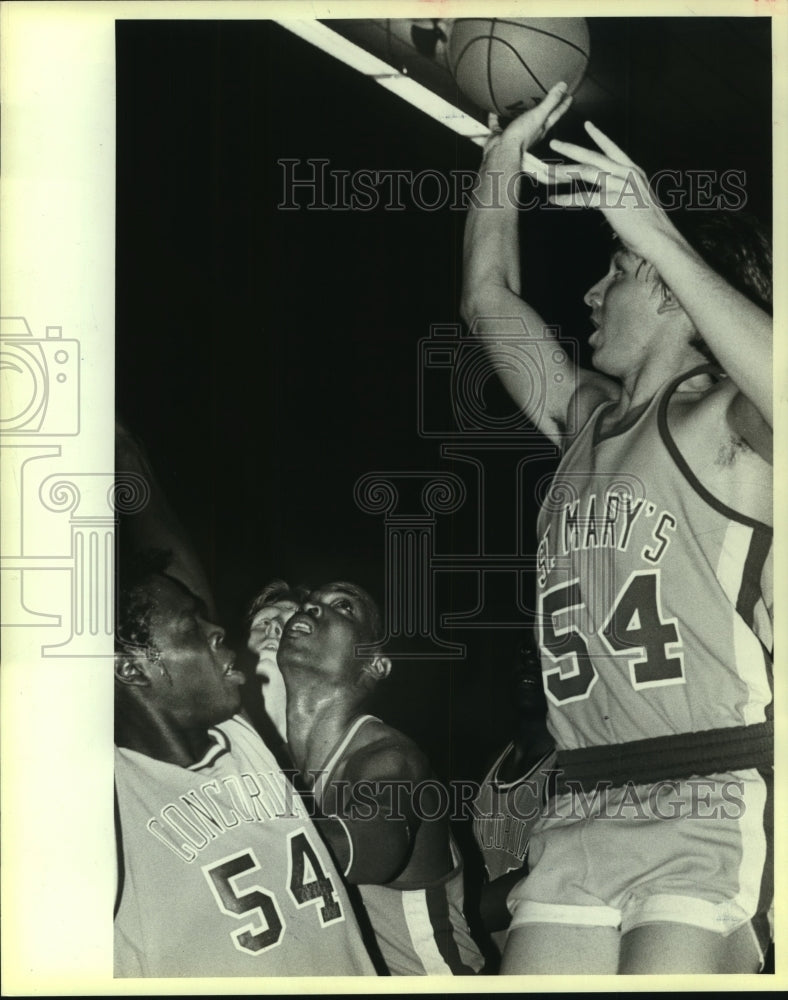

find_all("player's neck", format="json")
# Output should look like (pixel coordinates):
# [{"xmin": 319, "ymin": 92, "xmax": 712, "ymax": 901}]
[
  {"xmin": 508, "ymin": 720, "xmax": 554, "ymax": 775},
  {"xmin": 116, "ymin": 712, "xmax": 214, "ymax": 767},
  {"xmin": 616, "ymin": 347, "xmax": 709, "ymax": 416},
  {"xmin": 285, "ymin": 685, "xmax": 363, "ymax": 780}
]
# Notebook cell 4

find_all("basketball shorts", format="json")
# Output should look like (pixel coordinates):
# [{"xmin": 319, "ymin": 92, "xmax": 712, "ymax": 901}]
[{"xmin": 506, "ymin": 768, "xmax": 773, "ymax": 955}]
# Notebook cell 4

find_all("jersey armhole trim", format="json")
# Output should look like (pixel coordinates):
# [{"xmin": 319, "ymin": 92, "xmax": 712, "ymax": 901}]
[
  {"xmin": 490, "ymin": 747, "xmax": 556, "ymax": 791},
  {"xmin": 657, "ymin": 365, "xmax": 772, "ymax": 532},
  {"xmin": 114, "ymin": 781, "xmax": 125, "ymax": 919},
  {"xmin": 332, "ymin": 815, "xmax": 354, "ymax": 877}
]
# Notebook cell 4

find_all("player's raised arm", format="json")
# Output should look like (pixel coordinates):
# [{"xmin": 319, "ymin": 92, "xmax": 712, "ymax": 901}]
[
  {"xmin": 460, "ymin": 83, "xmax": 615, "ymax": 447},
  {"xmin": 538, "ymin": 123, "xmax": 773, "ymax": 432}
]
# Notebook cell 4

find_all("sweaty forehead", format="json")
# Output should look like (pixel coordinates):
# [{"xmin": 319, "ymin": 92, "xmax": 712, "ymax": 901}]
[
  {"xmin": 310, "ymin": 581, "xmax": 368, "ymax": 603},
  {"xmin": 310, "ymin": 582, "xmax": 382, "ymax": 638}
]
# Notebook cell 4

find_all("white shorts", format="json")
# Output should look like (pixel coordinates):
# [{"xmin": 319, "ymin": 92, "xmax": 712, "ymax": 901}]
[{"xmin": 506, "ymin": 769, "xmax": 772, "ymax": 955}]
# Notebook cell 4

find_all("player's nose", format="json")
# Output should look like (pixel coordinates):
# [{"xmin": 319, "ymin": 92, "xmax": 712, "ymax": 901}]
[
  {"xmin": 583, "ymin": 279, "xmax": 604, "ymax": 308},
  {"xmin": 303, "ymin": 600, "xmax": 322, "ymax": 618}
]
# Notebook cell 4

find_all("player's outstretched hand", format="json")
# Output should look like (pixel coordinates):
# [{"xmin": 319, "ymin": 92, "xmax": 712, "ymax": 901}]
[
  {"xmin": 522, "ymin": 121, "xmax": 677, "ymax": 259},
  {"xmin": 483, "ymin": 80, "xmax": 573, "ymax": 160}
]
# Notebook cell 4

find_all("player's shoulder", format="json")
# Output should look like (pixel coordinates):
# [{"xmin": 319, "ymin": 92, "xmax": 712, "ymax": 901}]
[
  {"xmin": 217, "ymin": 713, "xmax": 277, "ymax": 763},
  {"xmin": 343, "ymin": 720, "xmax": 431, "ymax": 784},
  {"xmin": 218, "ymin": 712, "xmax": 260, "ymax": 740}
]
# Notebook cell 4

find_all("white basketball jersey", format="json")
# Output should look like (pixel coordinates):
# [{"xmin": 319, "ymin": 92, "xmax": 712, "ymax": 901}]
[
  {"xmin": 114, "ymin": 715, "xmax": 375, "ymax": 977},
  {"xmin": 535, "ymin": 367, "xmax": 772, "ymax": 750}
]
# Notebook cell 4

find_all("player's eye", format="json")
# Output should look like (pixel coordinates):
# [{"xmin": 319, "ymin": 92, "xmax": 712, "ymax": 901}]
[{"xmin": 332, "ymin": 598, "xmax": 354, "ymax": 613}]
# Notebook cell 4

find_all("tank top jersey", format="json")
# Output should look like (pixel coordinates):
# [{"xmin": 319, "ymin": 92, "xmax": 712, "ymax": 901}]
[
  {"xmin": 313, "ymin": 715, "xmax": 484, "ymax": 976},
  {"xmin": 472, "ymin": 743, "xmax": 556, "ymax": 881},
  {"xmin": 535, "ymin": 366, "xmax": 772, "ymax": 751},
  {"xmin": 114, "ymin": 715, "xmax": 375, "ymax": 978}
]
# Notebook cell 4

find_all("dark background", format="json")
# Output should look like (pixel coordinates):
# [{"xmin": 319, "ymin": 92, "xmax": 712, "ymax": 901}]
[{"xmin": 115, "ymin": 16, "xmax": 772, "ymax": 786}]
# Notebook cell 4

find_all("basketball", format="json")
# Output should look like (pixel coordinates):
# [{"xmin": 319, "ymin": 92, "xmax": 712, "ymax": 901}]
[{"xmin": 447, "ymin": 18, "xmax": 590, "ymax": 118}]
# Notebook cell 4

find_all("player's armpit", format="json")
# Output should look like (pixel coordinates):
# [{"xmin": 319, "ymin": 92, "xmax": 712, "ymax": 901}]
[
  {"xmin": 727, "ymin": 391, "xmax": 772, "ymax": 464},
  {"xmin": 566, "ymin": 370, "xmax": 620, "ymax": 439}
]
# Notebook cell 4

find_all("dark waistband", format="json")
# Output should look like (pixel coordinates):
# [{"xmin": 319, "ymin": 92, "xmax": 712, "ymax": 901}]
[{"xmin": 552, "ymin": 720, "xmax": 773, "ymax": 793}]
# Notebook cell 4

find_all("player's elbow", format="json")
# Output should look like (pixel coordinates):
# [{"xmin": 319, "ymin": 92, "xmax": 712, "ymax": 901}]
[
  {"xmin": 345, "ymin": 818, "xmax": 413, "ymax": 885},
  {"xmin": 460, "ymin": 285, "xmax": 496, "ymax": 334}
]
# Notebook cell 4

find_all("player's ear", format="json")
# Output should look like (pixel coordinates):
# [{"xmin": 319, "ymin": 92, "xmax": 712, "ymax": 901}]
[
  {"xmin": 362, "ymin": 654, "xmax": 391, "ymax": 684},
  {"xmin": 114, "ymin": 650, "xmax": 154, "ymax": 687},
  {"xmin": 656, "ymin": 283, "xmax": 684, "ymax": 316}
]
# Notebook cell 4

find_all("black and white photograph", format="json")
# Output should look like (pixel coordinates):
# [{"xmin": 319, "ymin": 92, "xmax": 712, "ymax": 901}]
[{"xmin": 1, "ymin": 1, "xmax": 785, "ymax": 992}]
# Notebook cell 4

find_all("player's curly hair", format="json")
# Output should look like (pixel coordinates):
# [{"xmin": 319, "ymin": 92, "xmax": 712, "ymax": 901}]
[
  {"xmin": 247, "ymin": 579, "xmax": 308, "ymax": 621},
  {"xmin": 681, "ymin": 210, "xmax": 772, "ymax": 313},
  {"xmin": 678, "ymin": 211, "xmax": 772, "ymax": 365},
  {"xmin": 115, "ymin": 546, "xmax": 174, "ymax": 660},
  {"xmin": 608, "ymin": 209, "xmax": 772, "ymax": 367}
]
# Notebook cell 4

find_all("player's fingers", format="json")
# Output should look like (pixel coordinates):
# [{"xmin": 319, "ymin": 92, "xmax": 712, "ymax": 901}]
[
  {"xmin": 522, "ymin": 152, "xmax": 605, "ymax": 188},
  {"xmin": 539, "ymin": 80, "xmax": 569, "ymax": 115},
  {"xmin": 482, "ymin": 112, "xmax": 504, "ymax": 154},
  {"xmin": 487, "ymin": 111, "xmax": 503, "ymax": 135},
  {"xmin": 549, "ymin": 191, "xmax": 602, "ymax": 209},
  {"xmin": 542, "ymin": 93, "xmax": 573, "ymax": 133},
  {"xmin": 521, "ymin": 150, "xmax": 557, "ymax": 182},
  {"xmin": 583, "ymin": 121, "xmax": 637, "ymax": 166},
  {"xmin": 548, "ymin": 138, "xmax": 630, "ymax": 177},
  {"xmin": 506, "ymin": 81, "xmax": 568, "ymax": 142}
]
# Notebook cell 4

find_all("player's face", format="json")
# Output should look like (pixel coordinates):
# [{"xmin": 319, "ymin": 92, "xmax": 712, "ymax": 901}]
[
  {"xmin": 247, "ymin": 600, "xmax": 298, "ymax": 676},
  {"xmin": 145, "ymin": 576, "xmax": 244, "ymax": 727},
  {"xmin": 279, "ymin": 582, "xmax": 376, "ymax": 682},
  {"xmin": 583, "ymin": 249, "xmax": 665, "ymax": 376},
  {"xmin": 513, "ymin": 642, "xmax": 546, "ymax": 715}
]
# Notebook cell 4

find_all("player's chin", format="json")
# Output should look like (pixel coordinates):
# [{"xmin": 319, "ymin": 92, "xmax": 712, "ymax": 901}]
[
  {"xmin": 218, "ymin": 690, "xmax": 242, "ymax": 720},
  {"xmin": 254, "ymin": 657, "xmax": 276, "ymax": 678},
  {"xmin": 589, "ymin": 347, "xmax": 611, "ymax": 374},
  {"xmin": 219, "ymin": 672, "xmax": 245, "ymax": 704}
]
